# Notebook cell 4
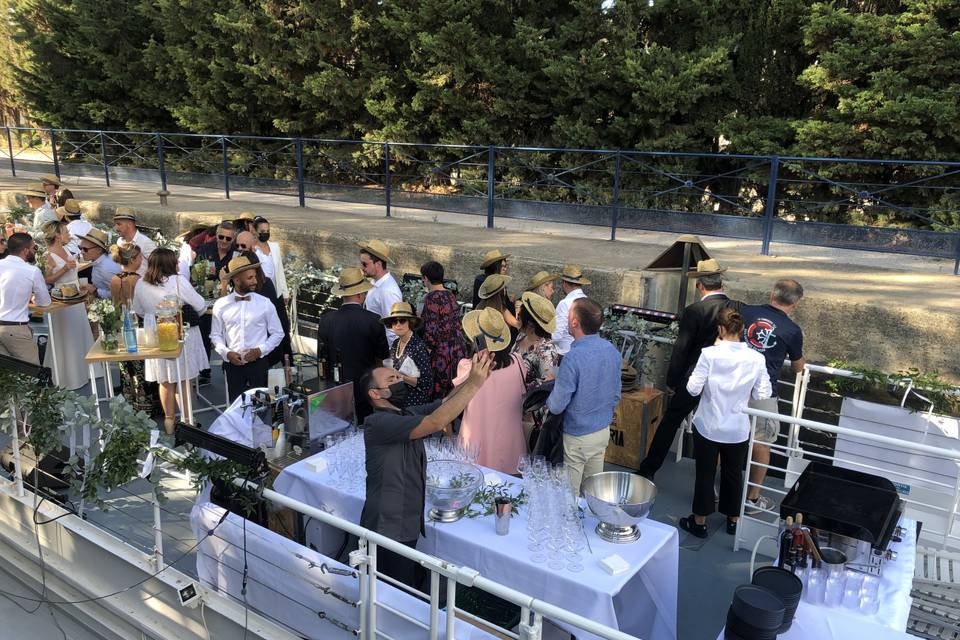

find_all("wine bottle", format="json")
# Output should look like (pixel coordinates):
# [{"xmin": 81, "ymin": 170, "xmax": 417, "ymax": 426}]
[
  {"xmin": 778, "ymin": 516, "xmax": 794, "ymax": 572},
  {"xmin": 317, "ymin": 338, "xmax": 328, "ymax": 381}
]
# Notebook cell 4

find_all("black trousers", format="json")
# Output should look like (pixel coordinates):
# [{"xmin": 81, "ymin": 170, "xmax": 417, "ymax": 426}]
[
  {"xmin": 199, "ymin": 314, "xmax": 213, "ymax": 373},
  {"xmin": 692, "ymin": 429, "xmax": 748, "ymax": 518},
  {"xmin": 376, "ymin": 539, "xmax": 420, "ymax": 590},
  {"xmin": 223, "ymin": 358, "xmax": 270, "ymax": 403},
  {"xmin": 637, "ymin": 386, "xmax": 699, "ymax": 479}
]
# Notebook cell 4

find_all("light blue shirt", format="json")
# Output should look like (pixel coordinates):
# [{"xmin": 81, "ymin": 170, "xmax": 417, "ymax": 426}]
[
  {"xmin": 546, "ymin": 334, "xmax": 622, "ymax": 436},
  {"xmin": 91, "ymin": 253, "xmax": 122, "ymax": 299}
]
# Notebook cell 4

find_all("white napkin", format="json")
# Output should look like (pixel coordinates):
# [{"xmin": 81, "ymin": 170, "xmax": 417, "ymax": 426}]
[{"xmin": 398, "ymin": 357, "xmax": 420, "ymax": 379}]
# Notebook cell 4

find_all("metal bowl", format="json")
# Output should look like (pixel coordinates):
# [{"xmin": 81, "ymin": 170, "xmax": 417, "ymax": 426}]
[
  {"xmin": 425, "ymin": 460, "xmax": 483, "ymax": 522},
  {"xmin": 582, "ymin": 471, "xmax": 657, "ymax": 543}
]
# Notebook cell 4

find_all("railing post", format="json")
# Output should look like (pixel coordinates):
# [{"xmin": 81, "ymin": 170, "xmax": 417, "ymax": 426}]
[
  {"xmin": 760, "ymin": 155, "xmax": 779, "ymax": 256},
  {"xmin": 5, "ymin": 126, "xmax": 15, "ymax": 177},
  {"xmin": 295, "ymin": 138, "xmax": 305, "ymax": 208},
  {"xmin": 954, "ymin": 230, "xmax": 960, "ymax": 276},
  {"xmin": 384, "ymin": 142, "xmax": 391, "ymax": 218},
  {"xmin": 221, "ymin": 136, "xmax": 230, "ymax": 200},
  {"xmin": 610, "ymin": 151, "xmax": 622, "ymax": 241},
  {"xmin": 50, "ymin": 128, "xmax": 60, "ymax": 179},
  {"xmin": 99, "ymin": 131, "xmax": 110, "ymax": 187},
  {"xmin": 156, "ymin": 134, "xmax": 168, "ymax": 193},
  {"xmin": 486, "ymin": 146, "xmax": 495, "ymax": 229}
]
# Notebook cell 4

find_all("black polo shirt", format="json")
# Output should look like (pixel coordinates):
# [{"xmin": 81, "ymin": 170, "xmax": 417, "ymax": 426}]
[{"xmin": 360, "ymin": 400, "xmax": 442, "ymax": 542}]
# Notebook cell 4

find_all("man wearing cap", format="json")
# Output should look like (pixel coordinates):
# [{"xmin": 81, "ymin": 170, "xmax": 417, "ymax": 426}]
[
  {"xmin": 0, "ymin": 233, "xmax": 51, "ymax": 364},
  {"xmin": 638, "ymin": 259, "xmax": 740, "ymax": 480},
  {"xmin": 318, "ymin": 268, "xmax": 391, "ymax": 421},
  {"xmin": 22, "ymin": 183, "xmax": 56, "ymax": 231},
  {"xmin": 42, "ymin": 174, "xmax": 74, "ymax": 208},
  {"xmin": 551, "ymin": 265, "xmax": 590, "ymax": 355},
  {"xmin": 472, "ymin": 249, "xmax": 510, "ymax": 308},
  {"xmin": 114, "ymin": 208, "xmax": 156, "ymax": 275},
  {"xmin": 359, "ymin": 239, "xmax": 403, "ymax": 345},
  {"xmin": 78, "ymin": 228, "xmax": 121, "ymax": 299},
  {"xmin": 210, "ymin": 255, "xmax": 284, "ymax": 402}
]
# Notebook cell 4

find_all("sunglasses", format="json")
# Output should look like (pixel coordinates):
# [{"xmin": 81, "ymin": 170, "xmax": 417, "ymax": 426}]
[
  {"xmin": 217, "ymin": 234, "xmax": 233, "ymax": 241},
  {"xmin": 237, "ymin": 244, "xmax": 249, "ymax": 250},
  {"xmin": 386, "ymin": 318, "xmax": 409, "ymax": 326},
  {"xmin": 79, "ymin": 246, "xmax": 94, "ymax": 253}
]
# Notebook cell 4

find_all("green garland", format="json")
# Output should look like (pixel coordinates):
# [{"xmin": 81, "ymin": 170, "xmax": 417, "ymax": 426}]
[
  {"xmin": 464, "ymin": 482, "xmax": 527, "ymax": 519},
  {"xmin": 824, "ymin": 359, "xmax": 960, "ymax": 415}
]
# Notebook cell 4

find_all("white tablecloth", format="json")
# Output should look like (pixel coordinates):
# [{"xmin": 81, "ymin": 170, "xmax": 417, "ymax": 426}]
[
  {"xmin": 191, "ymin": 501, "xmax": 496, "ymax": 640},
  {"xmin": 275, "ymin": 448, "xmax": 679, "ymax": 640}
]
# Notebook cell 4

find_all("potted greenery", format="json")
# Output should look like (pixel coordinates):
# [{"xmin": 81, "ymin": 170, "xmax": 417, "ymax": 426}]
[{"xmin": 88, "ymin": 299, "xmax": 123, "ymax": 351}]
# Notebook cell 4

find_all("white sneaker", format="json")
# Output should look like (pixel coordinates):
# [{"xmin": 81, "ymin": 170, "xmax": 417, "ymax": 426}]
[{"xmin": 745, "ymin": 495, "xmax": 773, "ymax": 515}]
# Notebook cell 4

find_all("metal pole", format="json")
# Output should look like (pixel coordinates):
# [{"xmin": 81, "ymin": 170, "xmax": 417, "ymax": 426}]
[
  {"xmin": 152, "ymin": 496, "xmax": 164, "ymax": 568},
  {"xmin": 761, "ymin": 156, "xmax": 780, "ymax": 256},
  {"xmin": 99, "ymin": 131, "xmax": 110, "ymax": 187},
  {"xmin": 296, "ymin": 138, "xmax": 305, "ymax": 208},
  {"xmin": 486, "ymin": 146, "xmax": 495, "ymax": 229},
  {"xmin": 610, "ymin": 151, "xmax": 622, "ymax": 241},
  {"xmin": 50, "ymin": 129, "xmax": 60, "ymax": 179},
  {"xmin": 9, "ymin": 400, "xmax": 23, "ymax": 497},
  {"xmin": 676, "ymin": 240, "xmax": 692, "ymax": 319},
  {"xmin": 221, "ymin": 136, "xmax": 230, "ymax": 200},
  {"xmin": 384, "ymin": 142, "xmax": 391, "ymax": 218},
  {"xmin": 953, "ymin": 230, "xmax": 960, "ymax": 276},
  {"xmin": 5, "ymin": 126, "xmax": 15, "ymax": 176},
  {"xmin": 445, "ymin": 574, "xmax": 457, "ymax": 640},
  {"xmin": 156, "ymin": 134, "xmax": 168, "ymax": 192}
]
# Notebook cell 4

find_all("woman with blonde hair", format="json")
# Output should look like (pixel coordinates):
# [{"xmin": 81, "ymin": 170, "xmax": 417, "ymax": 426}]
[{"xmin": 525, "ymin": 271, "xmax": 557, "ymax": 301}]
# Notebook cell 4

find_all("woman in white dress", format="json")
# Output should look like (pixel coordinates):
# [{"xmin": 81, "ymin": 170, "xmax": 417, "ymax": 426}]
[
  {"xmin": 42, "ymin": 221, "xmax": 94, "ymax": 390},
  {"xmin": 253, "ymin": 217, "xmax": 289, "ymax": 302},
  {"xmin": 132, "ymin": 248, "xmax": 209, "ymax": 434}
]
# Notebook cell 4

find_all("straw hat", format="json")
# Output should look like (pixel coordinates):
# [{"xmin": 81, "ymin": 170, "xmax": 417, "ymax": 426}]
[
  {"xmin": 478, "ymin": 274, "xmax": 511, "ymax": 299},
  {"xmin": 621, "ymin": 362, "xmax": 640, "ymax": 392},
  {"xmin": 560, "ymin": 264, "xmax": 591, "ymax": 286},
  {"xmin": 526, "ymin": 271, "xmax": 558, "ymax": 292},
  {"xmin": 20, "ymin": 183, "xmax": 46, "ymax": 198},
  {"xmin": 238, "ymin": 211, "xmax": 256, "ymax": 221},
  {"xmin": 225, "ymin": 254, "xmax": 261, "ymax": 280},
  {"xmin": 480, "ymin": 248, "xmax": 511, "ymax": 269},
  {"xmin": 41, "ymin": 174, "xmax": 61, "ymax": 187},
  {"xmin": 78, "ymin": 228, "xmax": 110, "ymax": 252},
  {"xmin": 462, "ymin": 308, "xmax": 511, "ymax": 353},
  {"xmin": 55, "ymin": 199, "xmax": 82, "ymax": 220},
  {"xmin": 113, "ymin": 207, "xmax": 136, "ymax": 223},
  {"xmin": 685, "ymin": 258, "xmax": 727, "ymax": 278},
  {"xmin": 357, "ymin": 239, "xmax": 392, "ymax": 264},
  {"xmin": 381, "ymin": 301, "xmax": 421, "ymax": 329},
  {"xmin": 520, "ymin": 292, "xmax": 556, "ymax": 333},
  {"xmin": 332, "ymin": 267, "xmax": 374, "ymax": 297}
]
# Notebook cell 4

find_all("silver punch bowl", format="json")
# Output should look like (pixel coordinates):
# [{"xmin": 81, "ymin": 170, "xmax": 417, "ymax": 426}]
[
  {"xmin": 582, "ymin": 472, "xmax": 657, "ymax": 543},
  {"xmin": 425, "ymin": 460, "xmax": 483, "ymax": 522}
]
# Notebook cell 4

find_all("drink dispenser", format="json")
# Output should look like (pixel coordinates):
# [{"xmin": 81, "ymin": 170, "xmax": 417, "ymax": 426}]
[{"xmin": 155, "ymin": 295, "xmax": 181, "ymax": 351}]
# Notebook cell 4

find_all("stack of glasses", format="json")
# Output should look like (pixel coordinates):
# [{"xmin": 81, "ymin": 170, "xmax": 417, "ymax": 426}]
[
  {"xmin": 518, "ymin": 454, "xmax": 590, "ymax": 573},
  {"xmin": 424, "ymin": 436, "xmax": 480, "ymax": 465},
  {"xmin": 323, "ymin": 428, "xmax": 366, "ymax": 494}
]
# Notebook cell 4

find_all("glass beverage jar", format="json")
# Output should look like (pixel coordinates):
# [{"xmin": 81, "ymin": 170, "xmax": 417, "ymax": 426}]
[{"xmin": 155, "ymin": 295, "xmax": 181, "ymax": 351}]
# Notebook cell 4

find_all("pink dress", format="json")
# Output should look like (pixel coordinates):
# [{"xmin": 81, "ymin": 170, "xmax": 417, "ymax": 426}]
[{"xmin": 453, "ymin": 355, "xmax": 528, "ymax": 474}]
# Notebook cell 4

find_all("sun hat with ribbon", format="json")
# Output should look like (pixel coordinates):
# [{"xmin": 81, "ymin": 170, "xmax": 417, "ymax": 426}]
[
  {"xmin": 226, "ymin": 254, "xmax": 262, "ymax": 280},
  {"xmin": 478, "ymin": 274, "xmax": 511, "ymax": 300},
  {"xmin": 685, "ymin": 258, "xmax": 727, "ymax": 278},
  {"xmin": 55, "ymin": 199, "xmax": 82, "ymax": 220},
  {"xmin": 559, "ymin": 264, "xmax": 591, "ymax": 286},
  {"xmin": 526, "ymin": 271, "xmax": 558, "ymax": 292},
  {"xmin": 78, "ymin": 228, "xmax": 110, "ymax": 252},
  {"xmin": 480, "ymin": 248, "xmax": 511, "ymax": 269},
  {"xmin": 462, "ymin": 307, "xmax": 512, "ymax": 353},
  {"xmin": 520, "ymin": 291, "xmax": 556, "ymax": 333},
  {"xmin": 332, "ymin": 267, "xmax": 374, "ymax": 297},
  {"xmin": 112, "ymin": 206, "xmax": 137, "ymax": 223},
  {"xmin": 381, "ymin": 301, "xmax": 422, "ymax": 329},
  {"xmin": 20, "ymin": 182, "xmax": 47, "ymax": 198},
  {"xmin": 356, "ymin": 239, "xmax": 392, "ymax": 264},
  {"xmin": 40, "ymin": 174, "xmax": 61, "ymax": 187}
]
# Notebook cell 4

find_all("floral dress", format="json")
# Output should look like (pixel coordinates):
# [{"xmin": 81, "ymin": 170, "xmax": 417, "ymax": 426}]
[
  {"xmin": 512, "ymin": 333, "xmax": 561, "ymax": 391},
  {"xmin": 420, "ymin": 289, "xmax": 467, "ymax": 398},
  {"xmin": 390, "ymin": 333, "xmax": 434, "ymax": 407}
]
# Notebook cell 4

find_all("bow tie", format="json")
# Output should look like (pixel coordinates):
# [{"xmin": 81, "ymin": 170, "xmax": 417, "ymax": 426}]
[{"xmin": 235, "ymin": 295, "xmax": 250, "ymax": 302}]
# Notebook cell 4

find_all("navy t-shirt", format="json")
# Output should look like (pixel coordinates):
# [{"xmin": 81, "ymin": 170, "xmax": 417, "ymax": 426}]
[{"xmin": 740, "ymin": 304, "xmax": 803, "ymax": 387}]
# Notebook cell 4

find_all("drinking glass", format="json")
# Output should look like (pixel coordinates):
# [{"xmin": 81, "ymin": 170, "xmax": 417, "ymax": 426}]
[
  {"xmin": 804, "ymin": 567, "xmax": 825, "ymax": 605},
  {"xmin": 842, "ymin": 571, "xmax": 863, "ymax": 610},
  {"xmin": 824, "ymin": 571, "xmax": 844, "ymax": 607}
]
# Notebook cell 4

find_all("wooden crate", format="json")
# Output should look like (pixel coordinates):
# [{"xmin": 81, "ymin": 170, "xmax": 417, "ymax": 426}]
[{"xmin": 605, "ymin": 388, "xmax": 664, "ymax": 471}]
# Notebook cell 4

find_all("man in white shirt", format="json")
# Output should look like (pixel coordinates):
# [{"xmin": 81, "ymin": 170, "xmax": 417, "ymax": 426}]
[
  {"xmin": 358, "ymin": 239, "xmax": 403, "ymax": 345},
  {"xmin": 0, "ymin": 233, "xmax": 51, "ymax": 364},
  {"xmin": 77, "ymin": 229, "xmax": 121, "ymax": 299},
  {"xmin": 24, "ymin": 183, "xmax": 56, "ymax": 231},
  {"xmin": 210, "ymin": 255, "xmax": 283, "ymax": 402},
  {"xmin": 60, "ymin": 199, "xmax": 92, "ymax": 244},
  {"xmin": 114, "ymin": 208, "xmax": 156, "ymax": 275},
  {"xmin": 551, "ymin": 264, "xmax": 590, "ymax": 355}
]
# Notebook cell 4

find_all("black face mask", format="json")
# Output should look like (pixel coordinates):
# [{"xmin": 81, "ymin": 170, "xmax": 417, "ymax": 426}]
[
  {"xmin": 258, "ymin": 232, "xmax": 270, "ymax": 242},
  {"xmin": 386, "ymin": 380, "xmax": 410, "ymax": 408}
]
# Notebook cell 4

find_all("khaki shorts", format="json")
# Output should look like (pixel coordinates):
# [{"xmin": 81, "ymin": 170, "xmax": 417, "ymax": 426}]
[{"xmin": 748, "ymin": 397, "xmax": 780, "ymax": 444}]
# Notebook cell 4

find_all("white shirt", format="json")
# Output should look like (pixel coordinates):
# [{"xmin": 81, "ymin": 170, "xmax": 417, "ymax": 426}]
[
  {"xmin": 0, "ymin": 255, "xmax": 51, "ymax": 322},
  {"xmin": 119, "ymin": 231, "xmax": 157, "ymax": 275},
  {"xmin": 552, "ymin": 287, "xmax": 587, "ymax": 355},
  {"xmin": 177, "ymin": 242, "xmax": 193, "ymax": 279},
  {"xmin": 210, "ymin": 291, "xmax": 283, "ymax": 361},
  {"xmin": 255, "ymin": 246, "xmax": 276, "ymax": 286},
  {"xmin": 66, "ymin": 219, "xmax": 93, "ymax": 252},
  {"xmin": 364, "ymin": 271, "xmax": 403, "ymax": 345},
  {"xmin": 131, "ymin": 274, "xmax": 206, "ymax": 319},
  {"xmin": 686, "ymin": 340, "xmax": 772, "ymax": 443},
  {"xmin": 32, "ymin": 203, "xmax": 57, "ymax": 231}
]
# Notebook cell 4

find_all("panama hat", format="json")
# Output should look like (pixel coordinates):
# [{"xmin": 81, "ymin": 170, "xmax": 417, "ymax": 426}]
[
  {"xmin": 20, "ymin": 183, "xmax": 47, "ymax": 198},
  {"xmin": 225, "ymin": 254, "xmax": 261, "ymax": 280},
  {"xmin": 332, "ymin": 267, "xmax": 374, "ymax": 297},
  {"xmin": 357, "ymin": 239, "xmax": 392, "ymax": 264},
  {"xmin": 40, "ymin": 174, "xmax": 61, "ymax": 187},
  {"xmin": 112, "ymin": 207, "xmax": 137, "ymax": 223},
  {"xmin": 478, "ymin": 274, "xmax": 511, "ymax": 299},
  {"xmin": 520, "ymin": 291, "xmax": 556, "ymax": 333},
  {"xmin": 78, "ymin": 228, "xmax": 110, "ymax": 252},
  {"xmin": 560, "ymin": 264, "xmax": 591, "ymax": 286},
  {"xmin": 685, "ymin": 258, "xmax": 727, "ymax": 278},
  {"xmin": 621, "ymin": 362, "xmax": 641, "ymax": 392},
  {"xmin": 526, "ymin": 271, "xmax": 558, "ymax": 292},
  {"xmin": 462, "ymin": 308, "xmax": 512, "ymax": 353},
  {"xmin": 480, "ymin": 248, "xmax": 511, "ymax": 268},
  {"xmin": 381, "ymin": 301, "xmax": 422, "ymax": 329},
  {"xmin": 55, "ymin": 199, "xmax": 82, "ymax": 220}
]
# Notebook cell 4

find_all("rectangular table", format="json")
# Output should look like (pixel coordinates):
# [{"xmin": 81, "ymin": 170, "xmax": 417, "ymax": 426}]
[
  {"xmin": 30, "ymin": 296, "xmax": 87, "ymax": 388},
  {"xmin": 275, "ymin": 446, "xmax": 679, "ymax": 640}
]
